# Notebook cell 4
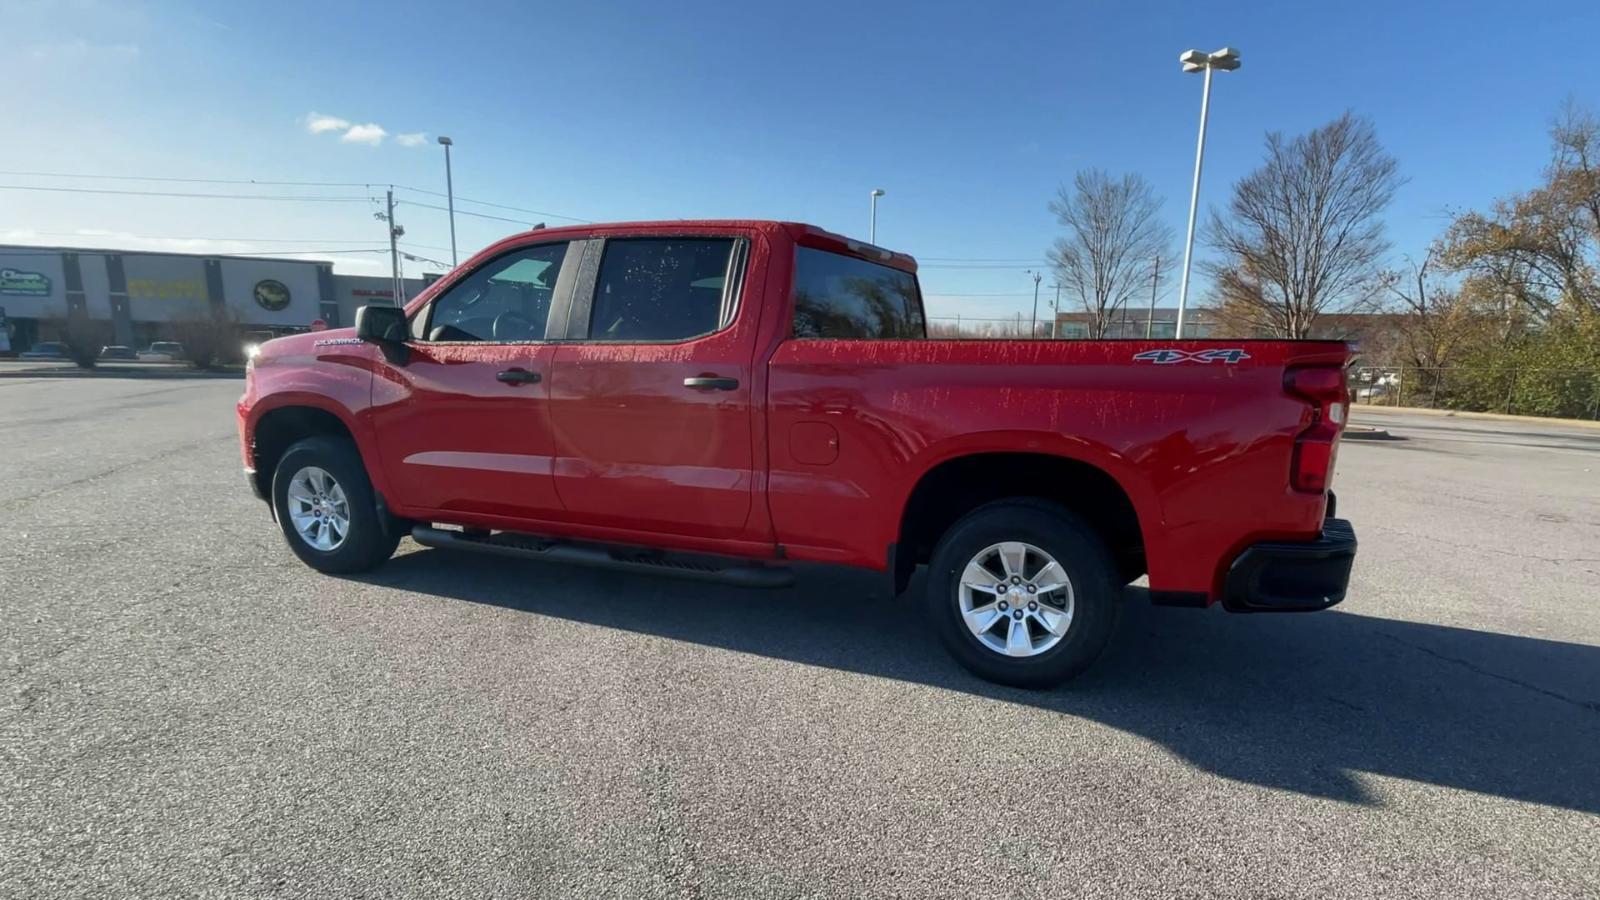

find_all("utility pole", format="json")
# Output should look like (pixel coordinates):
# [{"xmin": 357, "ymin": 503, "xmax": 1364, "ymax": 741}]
[
  {"xmin": 385, "ymin": 187, "xmax": 406, "ymax": 306},
  {"xmin": 1146, "ymin": 255, "xmax": 1161, "ymax": 339},
  {"xmin": 1026, "ymin": 269, "xmax": 1042, "ymax": 338}
]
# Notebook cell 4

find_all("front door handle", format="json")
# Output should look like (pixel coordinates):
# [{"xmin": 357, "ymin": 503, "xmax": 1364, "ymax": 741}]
[
  {"xmin": 683, "ymin": 375, "xmax": 739, "ymax": 391},
  {"xmin": 496, "ymin": 368, "xmax": 542, "ymax": 385}
]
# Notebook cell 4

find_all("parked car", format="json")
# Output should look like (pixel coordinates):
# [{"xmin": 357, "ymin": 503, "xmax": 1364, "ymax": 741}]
[
  {"xmin": 140, "ymin": 341, "xmax": 186, "ymax": 361},
  {"xmin": 99, "ymin": 345, "xmax": 138, "ymax": 361},
  {"xmin": 19, "ymin": 341, "xmax": 69, "ymax": 360},
  {"xmin": 237, "ymin": 220, "xmax": 1357, "ymax": 687}
]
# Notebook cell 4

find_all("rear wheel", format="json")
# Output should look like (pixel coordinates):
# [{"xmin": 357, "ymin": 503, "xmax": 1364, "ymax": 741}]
[
  {"xmin": 271, "ymin": 436, "xmax": 399, "ymax": 573},
  {"xmin": 926, "ymin": 499, "xmax": 1119, "ymax": 688}
]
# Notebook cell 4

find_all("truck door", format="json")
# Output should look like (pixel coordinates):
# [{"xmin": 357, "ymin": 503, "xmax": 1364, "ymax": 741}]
[
  {"xmin": 368, "ymin": 240, "xmax": 577, "ymax": 521},
  {"xmin": 547, "ymin": 235, "xmax": 760, "ymax": 538}
]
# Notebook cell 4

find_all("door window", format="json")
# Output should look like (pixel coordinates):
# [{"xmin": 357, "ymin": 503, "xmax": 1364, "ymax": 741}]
[
  {"xmin": 791, "ymin": 247, "xmax": 925, "ymax": 339},
  {"xmin": 588, "ymin": 238, "xmax": 737, "ymax": 341},
  {"xmin": 413, "ymin": 243, "xmax": 569, "ymax": 342}
]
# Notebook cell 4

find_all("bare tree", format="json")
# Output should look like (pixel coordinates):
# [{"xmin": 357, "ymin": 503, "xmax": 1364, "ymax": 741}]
[
  {"xmin": 1046, "ymin": 170, "xmax": 1171, "ymax": 338},
  {"xmin": 39, "ymin": 309, "xmax": 104, "ymax": 368},
  {"xmin": 1205, "ymin": 112, "xmax": 1402, "ymax": 338},
  {"xmin": 1382, "ymin": 243, "xmax": 1478, "ymax": 369},
  {"xmin": 168, "ymin": 308, "xmax": 241, "ymax": 369}
]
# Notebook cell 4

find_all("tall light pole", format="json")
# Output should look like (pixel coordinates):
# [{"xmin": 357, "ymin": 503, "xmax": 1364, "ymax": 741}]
[
  {"xmin": 1174, "ymin": 47, "xmax": 1240, "ymax": 339},
  {"xmin": 1026, "ymin": 269, "xmax": 1043, "ymax": 338},
  {"xmin": 437, "ymin": 135, "xmax": 458, "ymax": 267},
  {"xmin": 869, "ymin": 188, "xmax": 885, "ymax": 243}
]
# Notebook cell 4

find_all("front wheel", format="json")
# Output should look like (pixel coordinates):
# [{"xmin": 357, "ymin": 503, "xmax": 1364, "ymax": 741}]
[
  {"xmin": 271, "ymin": 435, "xmax": 400, "ymax": 574},
  {"xmin": 926, "ymin": 499, "xmax": 1119, "ymax": 688}
]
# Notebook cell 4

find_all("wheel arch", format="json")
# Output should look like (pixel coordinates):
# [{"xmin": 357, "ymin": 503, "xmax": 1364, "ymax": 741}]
[
  {"xmin": 891, "ymin": 442, "xmax": 1152, "ymax": 595},
  {"xmin": 248, "ymin": 397, "xmax": 382, "ymax": 502}
]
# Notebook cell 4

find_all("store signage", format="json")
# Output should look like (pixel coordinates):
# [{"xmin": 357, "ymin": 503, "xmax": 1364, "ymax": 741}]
[
  {"xmin": 0, "ymin": 268, "xmax": 52, "ymax": 297},
  {"xmin": 128, "ymin": 278, "xmax": 208, "ymax": 302},
  {"xmin": 254, "ymin": 279, "xmax": 291, "ymax": 311}
]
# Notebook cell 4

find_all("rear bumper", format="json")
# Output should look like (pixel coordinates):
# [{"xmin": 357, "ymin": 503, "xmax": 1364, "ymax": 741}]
[{"xmin": 1222, "ymin": 517, "xmax": 1356, "ymax": 612}]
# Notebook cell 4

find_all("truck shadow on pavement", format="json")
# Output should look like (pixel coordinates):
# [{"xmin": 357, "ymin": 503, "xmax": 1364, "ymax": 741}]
[{"xmin": 366, "ymin": 548, "xmax": 1600, "ymax": 815}]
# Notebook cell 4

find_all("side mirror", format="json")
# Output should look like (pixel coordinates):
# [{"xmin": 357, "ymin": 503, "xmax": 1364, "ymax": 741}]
[{"xmin": 355, "ymin": 304, "xmax": 406, "ymax": 343}]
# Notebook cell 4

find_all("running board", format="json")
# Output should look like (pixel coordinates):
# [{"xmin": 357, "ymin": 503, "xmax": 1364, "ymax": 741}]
[{"xmin": 410, "ymin": 525, "xmax": 796, "ymax": 588}]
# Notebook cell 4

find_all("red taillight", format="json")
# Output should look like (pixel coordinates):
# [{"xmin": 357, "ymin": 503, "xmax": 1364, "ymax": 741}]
[{"xmin": 1285, "ymin": 366, "xmax": 1348, "ymax": 494}]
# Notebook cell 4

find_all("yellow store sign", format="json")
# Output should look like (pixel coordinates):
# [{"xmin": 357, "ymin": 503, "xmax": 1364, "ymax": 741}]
[{"xmin": 128, "ymin": 278, "xmax": 209, "ymax": 302}]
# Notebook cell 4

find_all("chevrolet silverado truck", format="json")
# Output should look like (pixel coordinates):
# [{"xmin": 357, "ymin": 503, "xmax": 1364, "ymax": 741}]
[{"xmin": 237, "ymin": 220, "xmax": 1357, "ymax": 687}]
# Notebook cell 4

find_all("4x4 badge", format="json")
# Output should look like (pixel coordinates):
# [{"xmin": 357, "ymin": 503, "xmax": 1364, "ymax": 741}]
[{"xmin": 1134, "ymin": 348, "xmax": 1251, "ymax": 365}]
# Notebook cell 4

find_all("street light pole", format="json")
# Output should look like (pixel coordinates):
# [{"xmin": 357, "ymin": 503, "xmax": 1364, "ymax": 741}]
[
  {"xmin": 1050, "ymin": 282, "xmax": 1062, "ymax": 338},
  {"xmin": 869, "ymin": 189, "xmax": 885, "ymax": 244},
  {"xmin": 437, "ymin": 135, "xmax": 457, "ymax": 267},
  {"xmin": 1147, "ymin": 254, "xmax": 1161, "ymax": 339},
  {"xmin": 1175, "ymin": 47, "xmax": 1240, "ymax": 339}
]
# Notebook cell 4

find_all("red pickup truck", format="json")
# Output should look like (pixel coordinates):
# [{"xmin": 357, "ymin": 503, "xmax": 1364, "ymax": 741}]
[{"xmin": 238, "ymin": 220, "xmax": 1356, "ymax": 687}]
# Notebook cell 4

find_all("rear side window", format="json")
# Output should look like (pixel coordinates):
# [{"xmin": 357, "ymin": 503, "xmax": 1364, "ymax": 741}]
[
  {"xmin": 791, "ymin": 247, "xmax": 925, "ymax": 339},
  {"xmin": 588, "ymin": 238, "xmax": 736, "ymax": 341}
]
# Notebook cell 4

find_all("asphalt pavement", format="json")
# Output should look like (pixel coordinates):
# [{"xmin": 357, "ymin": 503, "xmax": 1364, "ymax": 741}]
[{"xmin": 3, "ymin": 377, "xmax": 1597, "ymax": 899}]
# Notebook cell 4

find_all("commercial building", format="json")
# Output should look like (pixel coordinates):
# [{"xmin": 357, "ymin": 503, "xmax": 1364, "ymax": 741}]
[
  {"xmin": 1053, "ymin": 307, "xmax": 1403, "ymax": 350},
  {"xmin": 0, "ymin": 244, "xmax": 424, "ymax": 354},
  {"xmin": 1054, "ymin": 307, "xmax": 1217, "ymax": 339}
]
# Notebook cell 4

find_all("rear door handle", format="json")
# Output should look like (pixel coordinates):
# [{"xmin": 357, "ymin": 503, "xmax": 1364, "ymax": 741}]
[
  {"xmin": 496, "ymin": 368, "xmax": 542, "ymax": 385},
  {"xmin": 683, "ymin": 375, "xmax": 739, "ymax": 391}
]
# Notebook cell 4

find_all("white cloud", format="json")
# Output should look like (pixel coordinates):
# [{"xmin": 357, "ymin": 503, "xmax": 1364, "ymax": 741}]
[
  {"xmin": 305, "ymin": 112, "xmax": 351, "ymax": 135},
  {"xmin": 340, "ymin": 123, "xmax": 388, "ymax": 146},
  {"xmin": 303, "ymin": 112, "xmax": 412, "ymax": 147}
]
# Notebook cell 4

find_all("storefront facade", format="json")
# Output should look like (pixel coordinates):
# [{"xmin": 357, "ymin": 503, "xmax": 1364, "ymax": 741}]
[{"xmin": 0, "ymin": 245, "xmax": 423, "ymax": 353}]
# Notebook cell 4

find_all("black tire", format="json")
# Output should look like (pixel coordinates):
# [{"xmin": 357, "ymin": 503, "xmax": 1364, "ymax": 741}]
[
  {"xmin": 926, "ymin": 499, "xmax": 1120, "ymax": 688},
  {"xmin": 271, "ymin": 435, "xmax": 400, "ymax": 574}
]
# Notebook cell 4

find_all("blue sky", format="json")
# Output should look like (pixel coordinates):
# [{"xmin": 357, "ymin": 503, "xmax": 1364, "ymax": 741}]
[{"xmin": 5, "ymin": 0, "xmax": 1598, "ymax": 321}]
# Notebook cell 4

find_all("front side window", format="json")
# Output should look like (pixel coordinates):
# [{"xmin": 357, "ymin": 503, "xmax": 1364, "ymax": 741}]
[
  {"xmin": 791, "ymin": 247, "xmax": 925, "ymax": 339},
  {"xmin": 588, "ymin": 238, "xmax": 736, "ymax": 341},
  {"xmin": 414, "ymin": 242, "xmax": 568, "ymax": 342}
]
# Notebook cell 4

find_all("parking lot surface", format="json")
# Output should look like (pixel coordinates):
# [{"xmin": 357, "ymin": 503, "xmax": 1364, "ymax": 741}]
[{"xmin": 3, "ymin": 377, "xmax": 1598, "ymax": 898}]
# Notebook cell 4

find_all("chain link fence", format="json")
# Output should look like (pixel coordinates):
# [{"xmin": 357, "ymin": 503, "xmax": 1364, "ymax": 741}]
[{"xmin": 1350, "ymin": 367, "xmax": 1600, "ymax": 420}]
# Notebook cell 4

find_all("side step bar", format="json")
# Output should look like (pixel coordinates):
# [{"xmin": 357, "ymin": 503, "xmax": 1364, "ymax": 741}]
[{"xmin": 410, "ymin": 525, "xmax": 796, "ymax": 589}]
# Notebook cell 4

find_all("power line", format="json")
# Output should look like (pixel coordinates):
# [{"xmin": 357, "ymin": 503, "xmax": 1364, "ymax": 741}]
[
  {"xmin": 919, "ymin": 264, "xmax": 1042, "ymax": 270},
  {"xmin": 392, "ymin": 185, "xmax": 590, "ymax": 223},
  {"xmin": 0, "ymin": 184, "xmax": 375, "ymax": 202},
  {"xmin": 0, "ymin": 169, "xmax": 591, "ymax": 224},
  {"xmin": 222, "ymin": 248, "xmax": 389, "ymax": 256},
  {"xmin": 398, "ymin": 241, "xmax": 456, "ymax": 257},
  {"xmin": 0, "ymin": 170, "xmax": 385, "ymax": 189},
  {"xmin": 0, "ymin": 245, "xmax": 388, "ymax": 258},
  {"xmin": 923, "ymin": 291, "xmax": 1040, "ymax": 298},
  {"xmin": 399, "ymin": 200, "xmax": 548, "ymax": 228},
  {"xmin": 4, "ymin": 230, "xmax": 391, "ymax": 245},
  {"xmin": 920, "ymin": 256, "xmax": 1049, "ymax": 263},
  {"xmin": 398, "ymin": 196, "xmax": 587, "ymax": 225}
]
